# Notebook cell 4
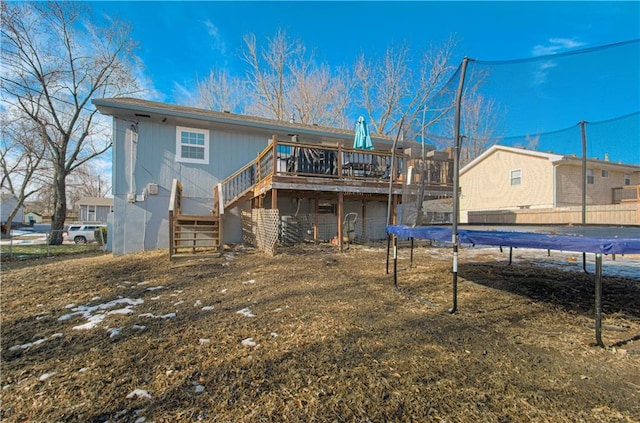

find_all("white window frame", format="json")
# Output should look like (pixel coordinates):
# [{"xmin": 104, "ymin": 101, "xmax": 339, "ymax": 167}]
[
  {"xmin": 176, "ymin": 126, "xmax": 209, "ymax": 164},
  {"xmin": 587, "ymin": 169, "xmax": 594, "ymax": 185},
  {"xmin": 510, "ymin": 169, "xmax": 522, "ymax": 186},
  {"xmin": 624, "ymin": 173, "xmax": 631, "ymax": 186}
]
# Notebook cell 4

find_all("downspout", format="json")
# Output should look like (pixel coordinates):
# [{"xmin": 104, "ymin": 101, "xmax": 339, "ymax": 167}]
[{"xmin": 128, "ymin": 124, "xmax": 138, "ymax": 202}]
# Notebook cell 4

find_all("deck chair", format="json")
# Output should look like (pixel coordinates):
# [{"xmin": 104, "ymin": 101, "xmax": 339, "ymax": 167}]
[{"xmin": 342, "ymin": 212, "xmax": 358, "ymax": 249}]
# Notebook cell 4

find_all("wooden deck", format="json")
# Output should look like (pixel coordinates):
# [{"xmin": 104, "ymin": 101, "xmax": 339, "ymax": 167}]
[{"xmin": 219, "ymin": 136, "xmax": 454, "ymax": 211}]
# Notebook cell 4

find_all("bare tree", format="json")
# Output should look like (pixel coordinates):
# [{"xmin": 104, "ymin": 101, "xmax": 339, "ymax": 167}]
[
  {"xmin": 355, "ymin": 37, "xmax": 460, "ymax": 140},
  {"xmin": 66, "ymin": 163, "xmax": 112, "ymax": 208},
  {"xmin": 240, "ymin": 29, "xmax": 352, "ymax": 126},
  {"xmin": 459, "ymin": 93, "xmax": 503, "ymax": 166},
  {"xmin": 0, "ymin": 114, "xmax": 48, "ymax": 233},
  {"xmin": 1, "ymin": 2, "xmax": 141, "ymax": 244},
  {"xmin": 193, "ymin": 68, "xmax": 246, "ymax": 113}
]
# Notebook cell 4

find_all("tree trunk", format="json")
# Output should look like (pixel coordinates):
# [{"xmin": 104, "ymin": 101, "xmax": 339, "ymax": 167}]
[{"xmin": 49, "ymin": 168, "xmax": 67, "ymax": 245}]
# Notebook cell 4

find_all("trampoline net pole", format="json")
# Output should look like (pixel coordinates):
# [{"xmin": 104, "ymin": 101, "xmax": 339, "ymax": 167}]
[{"xmin": 450, "ymin": 57, "xmax": 470, "ymax": 314}]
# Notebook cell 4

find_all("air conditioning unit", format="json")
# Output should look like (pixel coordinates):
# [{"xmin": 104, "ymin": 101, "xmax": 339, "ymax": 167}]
[
  {"xmin": 126, "ymin": 192, "xmax": 136, "ymax": 203},
  {"xmin": 147, "ymin": 183, "xmax": 158, "ymax": 195}
]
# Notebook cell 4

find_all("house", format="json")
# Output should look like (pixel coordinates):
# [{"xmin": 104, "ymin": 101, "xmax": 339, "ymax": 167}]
[
  {"xmin": 74, "ymin": 197, "xmax": 114, "ymax": 223},
  {"xmin": 1, "ymin": 193, "xmax": 25, "ymax": 233},
  {"xmin": 24, "ymin": 211, "xmax": 43, "ymax": 225},
  {"xmin": 460, "ymin": 145, "xmax": 640, "ymax": 224},
  {"xmin": 93, "ymin": 98, "xmax": 454, "ymax": 257}
]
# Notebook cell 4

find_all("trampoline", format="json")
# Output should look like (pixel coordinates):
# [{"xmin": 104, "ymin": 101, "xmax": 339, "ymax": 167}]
[{"xmin": 386, "ymin": 224, "xmax": 640, "ymax": 347}]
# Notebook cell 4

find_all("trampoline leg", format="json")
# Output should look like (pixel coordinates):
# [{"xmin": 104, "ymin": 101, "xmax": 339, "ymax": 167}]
[
  {"xmin": 594, "ymin": 253, "xmax": 604, "ymax": 347},
  {"xmin": 583, "ymin": 252, "xmax": 589, "ymax": 274},
  {"xmin": 410, "ymin": 237, "xmax": 414, "ymax": 268},
  {"xmin": 386, "ymin": 234, "xmax": 391, "ymax": 275},
  {"xmin": 450, "ymin": 243, "xmax": 458, "ymax": 314},
  {"xmin": 393, "ymin": 235, "xmax": 398, "ymax": 291},
  {"xmin": 509, "ymin": 247, "xmax": 513, "ymax": 266},
  {"xmin": 547, "ymin": 249, "xmax": 551, "ymax": 257}
]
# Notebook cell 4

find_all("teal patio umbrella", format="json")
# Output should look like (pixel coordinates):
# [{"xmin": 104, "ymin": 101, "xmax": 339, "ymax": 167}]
[{"xmin": 353, "ymin": 116, "xmax": 373, "ymax": 150}]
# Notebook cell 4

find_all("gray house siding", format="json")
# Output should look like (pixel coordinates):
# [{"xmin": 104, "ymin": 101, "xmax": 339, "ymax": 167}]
[
  {"xmin": 110, "ymin": 117, "xmax": 273, "ymax": 255},
  {"xmin": 78, "ymin": 205, "xmax": 112, "ymax": 222}
]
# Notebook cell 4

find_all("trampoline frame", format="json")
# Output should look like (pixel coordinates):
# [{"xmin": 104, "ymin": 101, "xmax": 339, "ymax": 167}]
[{"xmin": 386, "ymin": 225, "xmax": 640, "ymax": 347}]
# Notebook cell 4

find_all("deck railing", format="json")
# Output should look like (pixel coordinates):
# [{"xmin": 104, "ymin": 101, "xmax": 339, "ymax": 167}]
[
  {"xmin": 218, "ymin": 137, "xmax": 452, "ymax": 211},
  {"xmin": 612, "ymin": 185, "xmax": 640, "ymax": 203}
]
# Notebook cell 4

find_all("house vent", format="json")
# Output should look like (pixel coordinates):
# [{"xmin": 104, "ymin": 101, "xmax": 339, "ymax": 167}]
[{"xmin": 147, "ymin": 183, "xmax": 158, "ymax": 195}]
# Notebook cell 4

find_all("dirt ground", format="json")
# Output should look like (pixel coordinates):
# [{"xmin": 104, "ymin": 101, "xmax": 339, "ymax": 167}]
[{"xmin": 2, "ymin": 243, "xmax": 639, "ymax": 422}]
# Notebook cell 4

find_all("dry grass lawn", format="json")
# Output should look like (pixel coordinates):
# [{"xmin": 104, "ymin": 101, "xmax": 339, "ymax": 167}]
[{"xmin": 2, "ymin": 244, "xmax": 639, "ymax": 422}]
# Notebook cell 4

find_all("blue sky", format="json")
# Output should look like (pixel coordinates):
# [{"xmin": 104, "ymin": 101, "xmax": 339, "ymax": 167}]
[{"xmin": 91, "ymin": 1, "xmax": 640, "ymax": 163}]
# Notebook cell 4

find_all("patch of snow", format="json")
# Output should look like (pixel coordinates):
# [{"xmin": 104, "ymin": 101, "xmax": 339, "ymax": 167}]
[
  {"xmin": 241, "ymin": 337, "xmax": 257, "ymax": 347},
  {"xmin": 145, "ymin": 286, "xmax": 164, "ymax": 291},
  {"xmin": 135, "ymin": 417, "xmax": 146, "ymax": 423},
  {"xmin": 220, "ymin": 289, "xmax": 228, "ymax": 294},
  {"xmin": 78, "ymin": 368, "xmax": 88, "ymax": 373},
  {"xmin": 193, "ymin": 382, "xmax": 205, "ymax": 393},
  {"xmin": 39, "ymin": 372, "xmax": 56, "ymax": 381},
  {"xmin": 107, "ymin": 327, "xmax": 122, "ymax": 338},
  {"xmin": 138, "ymin": 313, "xmax": 176, "ymax": 319},
  {"xmin": 194, "ymin": 300, "xmax": 202, "ymax": 307},
  {"xmin": 91, "ymin": 296, "xmax": 101, "ymax": 301},
  {"xmin": 199, "ymin": 338, "xmax": 210, "ymax": 344},
  {"xmin": 201, "ymin": 306, "xmax": 214, "ymax": 311},
  {"xmin": 136, "ymin": 281, "xmax": 149, "ymax": 286},
  {"xmin": 236, "ymin": 308, "xmax": 255, "ymax": 318},
  {"xmin": 173, "ymin": 300, "xmax": 185, "ymax": 306},
  {"xmin": 243, "ymin": 279, "xmax": 256, "ymax": 285},
  {"xmin": 107, "ymin": 307, "xmax": 134, "ymax": 315},
  {"xmin": 270, "ymin": 332, "xmax": 279, "ymax": 338},
  {"xmin": 65, "ymin": 304, "xmax": 76, "ymax": 309},
  {"xmin": 132, "ymin": 324, "xmax": 146, "ymax": 330},
  {"xmin": 73, "ymin": 314, "xmax": 106, "ymax": 330},
  {"xmin": 150, "ymin": 296, "xmax": 161, "ymax": 300},
  {"xmin": 126, "ymin": 389, "xmax": 152, "ymax": 399}
]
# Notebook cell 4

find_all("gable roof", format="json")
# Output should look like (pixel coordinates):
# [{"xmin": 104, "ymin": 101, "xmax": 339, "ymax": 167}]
[
  {"xmin": 93, "ymin": 97, "xmax": 396, "ymax": 146},
  {"xmin": 75, "ymin": 197, "xmax": 114, "ymax": 207},
  {"xmin": 461, "ymin": 145, "xmax": 640, "ymax": 175}
]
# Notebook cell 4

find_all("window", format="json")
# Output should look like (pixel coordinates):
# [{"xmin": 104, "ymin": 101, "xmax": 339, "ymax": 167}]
[
  {"xmin": 624, "ymin": 173, "xmax": 631, "ymax": 185},
  {"xmin": 601, "ymin": 169, "xmax": 609, "ymax": 178},
  {"xmin": 176, "ymin": 126, "xmax": 209, "ymax": 164},
  {"xmin": 510, "ymin": 169, "xmax": 521, "ymax": 186},
  {"xmin": 587, "ymin": 169, "xmax": 594, "ymax": 185}
]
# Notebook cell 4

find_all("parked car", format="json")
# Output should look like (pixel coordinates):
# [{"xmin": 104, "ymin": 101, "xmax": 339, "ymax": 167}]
[{"xmin": 64, "ymin": 224, "xmax": 107, "ymax": 244}]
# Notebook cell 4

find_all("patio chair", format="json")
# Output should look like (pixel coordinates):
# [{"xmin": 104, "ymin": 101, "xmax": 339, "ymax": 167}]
[{"xmin": 342, "ymin": 212, "xmax": 358, "ymax": 249}]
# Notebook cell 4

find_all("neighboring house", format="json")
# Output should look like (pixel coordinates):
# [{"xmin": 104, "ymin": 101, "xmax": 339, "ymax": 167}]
[
  {"xmin": 460, "ymin": 145, "xmax": 640, "ymax": 224},
  {"xmin": 94, "ymin": 97, "xmax": 455, "ymax": 256},
  {"xmin": 1, "ymin": 193, "xmax": 25, "ymax": 232},
  {"xmin": 24, "ymin": 211, "xmax": 43, "ymax": 225},
  {"xmin": 74, "ymin": 197, "xmax": 114, "ymax": 223}
]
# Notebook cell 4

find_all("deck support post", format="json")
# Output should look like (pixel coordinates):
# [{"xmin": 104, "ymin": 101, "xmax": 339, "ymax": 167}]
[
  {"xmin": 386, "ymin": 234, "xmax": 391, "ymax": 274},
  {"xmin": 271, "ymin": 188, "xmax": 278, "ymax": 210},
  {"xmin": 314, "ymin": 198, "xmax": 319, "ymax": 243},
  {"xmin": 338, "ymin": 192, "xmax": 344, "ymax": 252}
]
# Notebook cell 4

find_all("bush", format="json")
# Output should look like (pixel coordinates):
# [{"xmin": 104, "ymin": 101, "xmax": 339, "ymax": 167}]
[{"xmin": 94, "ymin": 226, "xmax": 108, "ymax": 245}]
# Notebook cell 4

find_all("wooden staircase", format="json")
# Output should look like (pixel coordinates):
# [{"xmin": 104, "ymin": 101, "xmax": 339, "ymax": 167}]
[{"xmin": 169, "ymin": 180, "xmax": 224, "ymax": 260}]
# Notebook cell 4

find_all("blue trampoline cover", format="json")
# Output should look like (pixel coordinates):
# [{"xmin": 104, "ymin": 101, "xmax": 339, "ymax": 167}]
[{"xmin": 386, "ymin": 225, "xmax": 640, "ymax": 255}]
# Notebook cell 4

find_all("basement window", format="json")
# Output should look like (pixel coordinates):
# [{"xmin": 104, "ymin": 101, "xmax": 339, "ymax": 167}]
[{"xmin": 176, "ymin": 126, "xmax": 209, "ymax": 165}]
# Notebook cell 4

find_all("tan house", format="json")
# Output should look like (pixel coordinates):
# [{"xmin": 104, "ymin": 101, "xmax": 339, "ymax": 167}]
[{"xmin": 460, "ymin": 145, "xmax": 640, "ymax": 224}]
